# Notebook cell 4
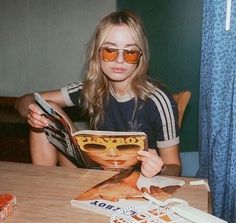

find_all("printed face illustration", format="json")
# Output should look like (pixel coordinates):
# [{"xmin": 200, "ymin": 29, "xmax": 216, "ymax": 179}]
[
  {"xmin": 77, "ymin": 171, "xmax": 142, "ymax": 202},
  {"xmin": 75, "ymin": 134, "xmax": 146, "ymax": 170}
]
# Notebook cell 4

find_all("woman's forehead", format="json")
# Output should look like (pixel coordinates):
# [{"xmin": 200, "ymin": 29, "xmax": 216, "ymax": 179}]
[{"xmin": 103, "ymin": 25, "xmax": 137, "ymax": 47}]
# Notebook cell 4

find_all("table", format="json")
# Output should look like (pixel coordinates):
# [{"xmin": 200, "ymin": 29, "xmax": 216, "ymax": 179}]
[{"xmin": 0, "ymin": 161, "xmax": 209, "ymax": 223}]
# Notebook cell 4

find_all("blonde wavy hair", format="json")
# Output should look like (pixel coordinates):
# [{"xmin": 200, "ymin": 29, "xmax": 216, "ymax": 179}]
[{"xmin": 82, "ymin": 10, "xmax": 154, "ymax": 129}]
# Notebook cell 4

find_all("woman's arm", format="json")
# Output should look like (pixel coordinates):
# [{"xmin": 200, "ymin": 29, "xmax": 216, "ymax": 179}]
[
  {"xmin": 15, "ymin": 89, "xmax": 78, "ymax": 167},
  {"xmin": 158, "ymin": 145, "xmax": 181, "ymax": 176},
  {"xmin": 15, "ymin": 89, "xmax": 66, "ymax": 117}
]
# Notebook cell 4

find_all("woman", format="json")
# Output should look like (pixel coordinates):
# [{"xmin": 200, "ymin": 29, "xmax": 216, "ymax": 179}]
[{"xmin": 16, "ymin": 10, "xmax": 181, "ymax": 177}]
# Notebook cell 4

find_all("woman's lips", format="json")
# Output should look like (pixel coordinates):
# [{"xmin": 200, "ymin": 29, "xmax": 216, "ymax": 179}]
[{"xmin": 111, "ymin": 67, "xmax": 126, "ymax": 73}]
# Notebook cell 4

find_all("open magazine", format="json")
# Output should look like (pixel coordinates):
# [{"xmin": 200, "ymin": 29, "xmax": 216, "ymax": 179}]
[
  {"xmin": 71, "ymin": 170, "xmax": 227, "ymax": 223},
  {"xmin": 70, "ymin": 169, "xmax": 185, "ymax": 216},
  {"xmin": 34, "ymin": 93, "xmax": 147, "ymax": 170}
]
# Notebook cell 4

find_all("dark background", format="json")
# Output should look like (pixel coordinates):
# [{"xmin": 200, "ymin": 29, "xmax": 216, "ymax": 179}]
[{"xmin": 117, "ymin": 0, "xmax": 203, "ymax": 152}]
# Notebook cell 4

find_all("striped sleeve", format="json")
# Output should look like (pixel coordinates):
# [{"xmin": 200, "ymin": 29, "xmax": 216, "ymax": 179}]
[
  {"xmin": 149, "ymin": 88, "xmax": 179, "ymax": 148},
  {"xmin": 61, "ymin": 82, "xmax": 83, "ymax": 106}
]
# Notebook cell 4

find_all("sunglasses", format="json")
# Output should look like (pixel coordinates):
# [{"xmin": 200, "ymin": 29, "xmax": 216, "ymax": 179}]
[
  {"xmin": 99, "ymin": 47, "xmax": 142, "ymax": 64},
  {"xmin": 75, "ymin": 135, "xmax": 146, "ymax": 154}
]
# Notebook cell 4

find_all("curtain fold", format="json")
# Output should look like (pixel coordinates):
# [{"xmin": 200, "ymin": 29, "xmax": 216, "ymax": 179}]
[{"xmin": 197, "ymin": 0, "xmax": 236, "ymax": 222}]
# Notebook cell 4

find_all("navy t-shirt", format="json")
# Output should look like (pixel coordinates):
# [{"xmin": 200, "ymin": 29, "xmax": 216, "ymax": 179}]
[{"xmin": 61, "ymin": 82, "xmax": 179, "ymax": 150}]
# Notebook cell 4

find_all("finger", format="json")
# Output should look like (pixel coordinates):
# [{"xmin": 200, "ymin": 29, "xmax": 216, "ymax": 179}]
[
  {"xmin": 28, "ymin": 113, "xmax": 48, "ymax": 128},
  {"xmin": 141, "ymin": 164, "xmax": 159, "ymax": 178},
  {"xmin": 28, "ymin": 103, "xmax": 43, "ymax": 115},
  {"xmin": 28, "ymin": 112, "xmax": 46, "ymax": 126},
  {"xmin": 141, "ymin": 166, "xmax": 153, "ymax": 178},
  {"xmin": 137, "ymin": 152, "xmax": 162, "ymax": 164},
  {"xmin": 141, "ymin": 160, "xmax": 161, "ymax": 175},
  {"xmin": 141, "ymin": 157, "xmax": 164, "ymax": 177},
  {"xmin": 28, "ymin": 119, "xmax": 45, "ymax": 129},
  {"xmin": 146, "ymin": 157, "xmax": 164, "ymax": 172},
  {"xmin": 138, "ymin": 150, "xmax": 156, "ymax": 158},
  {"xmin": 28, "ymin": 110, "xmax": 48, "ymax": 126},
  {"xmin": 148, "ymin": 148, "xmax": 158, "ymax": 155},
  {"xmin": 137, "ymin": 155, "xmax": 147, "ymax": 162}
]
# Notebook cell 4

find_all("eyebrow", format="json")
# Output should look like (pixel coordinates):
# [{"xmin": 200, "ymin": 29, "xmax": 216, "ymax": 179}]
[{"xmin": 102, "ymin": 41, "xmax": 139, "ymax": 48}]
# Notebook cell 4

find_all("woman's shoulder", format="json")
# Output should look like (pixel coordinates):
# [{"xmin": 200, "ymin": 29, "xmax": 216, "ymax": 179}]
[
  {"xmin": 62, "ymin": 81, "xmax": 84, "ymax": 92},
  {"xmin": 147, "ymin": 80, "xmax": 174, "ymax": 104},
  {"xmin": 61, "ymin": 81, "xmax": 84, "ymax": 106},
  {"xmin": 143, "ymin": 81, "xmax": 178, "ymax": 122}
]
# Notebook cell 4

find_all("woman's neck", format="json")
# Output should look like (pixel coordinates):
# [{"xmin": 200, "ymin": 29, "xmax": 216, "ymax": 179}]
[
  {"xmin": 110, "ymin": 81, "xmax": 130, "ymax": 96},
  {"xmin": 110, "ymin": 81, "xmax": 134, "ymax": 102}
]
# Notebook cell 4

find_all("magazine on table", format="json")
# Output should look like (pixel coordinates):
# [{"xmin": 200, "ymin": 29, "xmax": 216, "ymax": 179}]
[
  {"xmin": 71, "ymin": 170, "xmax": 227, "ymax": 223},
  {"xmin": 34, "ymin": 93, "xmax": 148, "ymax": 169},
  {"xmin": 109, "ymin": 191, "xmax": 227, "ymax": 223},
  {"xmin": 70, "ymin": 169, "xmax": 185, "ymax": 216}
]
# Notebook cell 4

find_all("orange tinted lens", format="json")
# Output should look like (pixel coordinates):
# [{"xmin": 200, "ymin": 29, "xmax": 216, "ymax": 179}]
[
  {"xmin": 101, "ymin": 48, "xmax": 118, "ymax": 62},
  {"xmin": 123, "ymin": 50, "xmax": 140, "ymax": 64}
]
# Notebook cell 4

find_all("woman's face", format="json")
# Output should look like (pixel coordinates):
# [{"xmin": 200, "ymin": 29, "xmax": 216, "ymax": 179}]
[
  {"xmin": 99, "ymin": 25, "xmax": 141, "ymax": 83},
  {"xmin": 75, "ymin": 134, "xmax": 145, "ymax": 170}
]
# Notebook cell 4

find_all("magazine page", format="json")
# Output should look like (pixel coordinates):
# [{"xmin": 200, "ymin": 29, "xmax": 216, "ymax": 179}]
[
  {"xmin": 110, "ymin": 202, "xmax": 193, "ymax": 223},
  {"xmin": 71, "ymin": 169, "xmax": 185, "ymax": 216},
  {"xmin": 110, "ymin": 193, "xmax": 227, "ymax": 223},
  {"xmin": 34, "ymin": 93, "xmax": 87, "ymax": 168},
  {"xmin": 73, "ymin": 131, "xmax": 147, "ymax": 171}
]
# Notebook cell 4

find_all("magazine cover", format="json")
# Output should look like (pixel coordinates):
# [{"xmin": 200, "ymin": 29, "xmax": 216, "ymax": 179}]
[
  {"xmin": 71, "ymin": 169, "xmax": 185, "ymax": 216},
  {"xmin": 34, "ymin": 93, "xmax": 147, "ymax": 170},
  {"xmin": 73, "ymin": 131, "xmax": 147, "ymax": 170}
]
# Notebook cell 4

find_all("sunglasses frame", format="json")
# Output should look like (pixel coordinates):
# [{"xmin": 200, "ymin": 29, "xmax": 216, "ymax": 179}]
[{"xmin": 99, "ymin": 47, "xmax": 142, "ymax": 64}]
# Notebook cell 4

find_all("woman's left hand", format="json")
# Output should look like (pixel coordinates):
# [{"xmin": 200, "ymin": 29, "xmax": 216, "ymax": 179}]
[{"xmin": 137, "ymin": 149, "xmax": 164, "ymax": 178}]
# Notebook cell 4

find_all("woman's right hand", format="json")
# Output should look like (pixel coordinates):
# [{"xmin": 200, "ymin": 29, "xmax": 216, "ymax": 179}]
[
  {"xmin": 27, "ymin": 103, "xmax": 48, "ymax": 129},
  {"xmin": 16, "ymin": 90, "xmax": 66, "ymax": 129}
]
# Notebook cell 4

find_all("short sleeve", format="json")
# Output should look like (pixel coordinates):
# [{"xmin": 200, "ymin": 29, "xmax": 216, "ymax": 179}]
[
  {"xmin": 148, "ymin": 87, "xmax": 180, "ymax": 148},
  {"xmin": 61, "ymin": 82, "xmax": 83, "ymax": 106}
]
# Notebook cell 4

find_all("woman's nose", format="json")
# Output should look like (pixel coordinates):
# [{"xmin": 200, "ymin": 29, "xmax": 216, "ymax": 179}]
[{"xmin": 115, "ymin": 50, "xmax": 125, "ymax": 64}]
